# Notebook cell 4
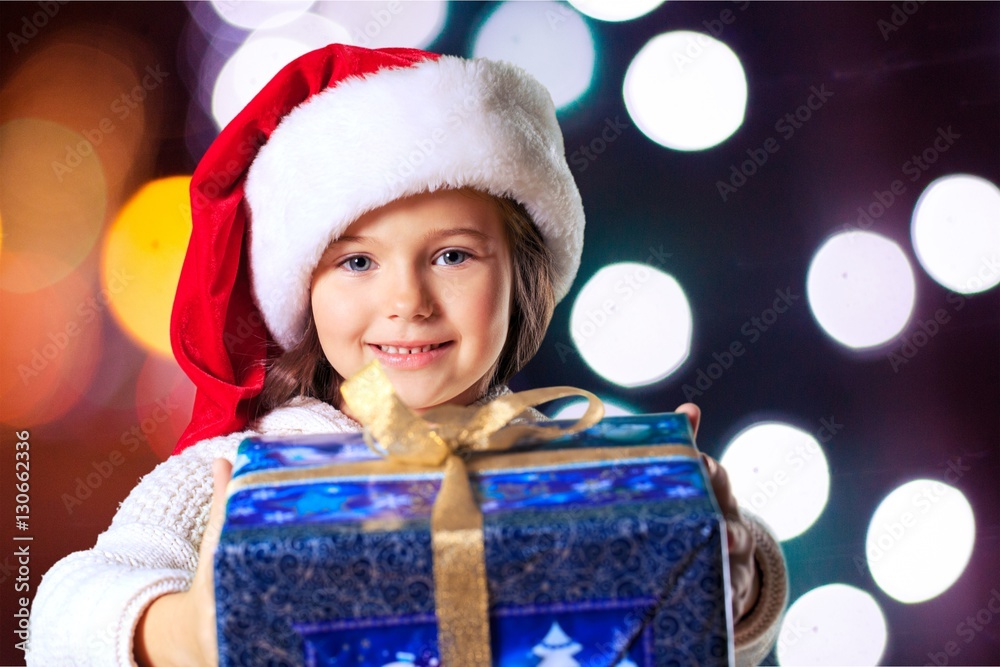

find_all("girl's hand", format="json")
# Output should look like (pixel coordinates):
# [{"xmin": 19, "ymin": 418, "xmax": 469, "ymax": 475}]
[
  {"xmin": 674, "ymin": 403, "xmax": 760, "ymax": 623},
  {"xmin": 135, "ymin": 458, "xmax": 232, "ymax": 667}
]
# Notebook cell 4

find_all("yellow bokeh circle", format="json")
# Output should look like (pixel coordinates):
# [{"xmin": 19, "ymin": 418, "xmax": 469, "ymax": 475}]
[
  {"xmin": 102, "ymin": 176, "xmax": 192, "ymax": 357},
  {"xmin": 0, "ymin": 118, "xmax": 107, "ymax": 292}
]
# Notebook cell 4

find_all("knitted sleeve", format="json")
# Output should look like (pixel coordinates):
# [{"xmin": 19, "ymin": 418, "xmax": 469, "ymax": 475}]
[
  {"xmin": 26, "ymin": 433, "xmax": 243, "ymax": 667},
  {"xmin": 733, "ymin": 513, "xmax": 789, "ymax": 666}
]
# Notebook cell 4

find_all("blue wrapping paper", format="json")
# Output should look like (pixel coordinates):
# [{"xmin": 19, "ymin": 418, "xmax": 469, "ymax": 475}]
[{"xmin": 215, "ymin": 413, "xmax": 733, "ymax": 666}]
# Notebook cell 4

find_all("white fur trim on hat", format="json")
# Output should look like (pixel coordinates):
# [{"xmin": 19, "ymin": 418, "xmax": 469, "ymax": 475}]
[{"xmin": 245, "ymin": 55, "xmax": 585, "ymax": 350}]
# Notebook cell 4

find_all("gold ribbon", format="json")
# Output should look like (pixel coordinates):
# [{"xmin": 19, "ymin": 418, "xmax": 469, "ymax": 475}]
[{"xmin": 339, "ymin": 360, "xmax": 605, "ymax": 667}]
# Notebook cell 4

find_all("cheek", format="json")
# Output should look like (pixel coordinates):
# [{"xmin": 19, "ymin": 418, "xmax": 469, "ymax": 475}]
[
  {"xmin": 478, "ymin": 271, "xmax": 512, "ymax": 351},
  {"xmin": 311, "ymin": 276, "xmax": 359, "ymax": 345}
]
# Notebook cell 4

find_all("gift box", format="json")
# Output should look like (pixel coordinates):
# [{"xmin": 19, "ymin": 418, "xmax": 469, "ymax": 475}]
[{"xmin": 216, "ymin": 366, "xmax": 732, "ymax": 667}]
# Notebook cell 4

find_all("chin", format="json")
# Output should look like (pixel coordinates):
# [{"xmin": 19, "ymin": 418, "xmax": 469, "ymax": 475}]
[
  {"xmin": 390, "ymin": 386, "xmax": 441, "ymax": 413},
  {"xmin": 402, "ymin": 389, "xmax": 473, "ymax": 414},
  {"xmin": 380, "ymin": 372, "xmax": 487, "ymax": 412}
]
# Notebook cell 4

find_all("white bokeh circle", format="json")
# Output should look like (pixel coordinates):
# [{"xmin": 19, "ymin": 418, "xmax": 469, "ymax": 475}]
[
  {"xmin": 806, "ymin": 231, "xmax": 916, "ymax": 349},
  {"xmin": 777, "ymin": 584, "xmax": 887, "ymax": 666},
  {"xmin": 567, "ymin": 0, "xmax": 665, "ymax": 22},
  {"xmin": 866, "ymin": 479, "xmax": 975, "ymax": 603},
  {"xmin": 472, "ymin": 1, "xmax": 596, "ymax": 109},
  {"xmin": 312, "ymin": 1, "xmax": 448, "ymax": 49},
  {"xmin": 211, "ymin": 14, "xmax": 351, "ymax": 129},
  {"xmin": 912, "ymin": 174, "xmax": 1000, "ymax": 294},
  {"xmin": 551, "ymin": 397, "xmax": 634, "ymax": 420},
  {"xmin": 624, "ymin": 31, "xmax": 748, "ymax": 150},
  {"xmin": 720, "ymin": 422, "xmax": 830, "ymax": 541},
  {"xmin": 569, "ymin": 262, "xmax": 692, "ymax": 387},
  {"xmin": 210, "ymin": 0, "xmax": 312, "ymax": 30}
]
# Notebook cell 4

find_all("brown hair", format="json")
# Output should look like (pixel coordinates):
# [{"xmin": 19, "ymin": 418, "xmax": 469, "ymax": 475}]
[{"xmin": 255, "ymin": 190, "xmax": 556, "ymax": 416}]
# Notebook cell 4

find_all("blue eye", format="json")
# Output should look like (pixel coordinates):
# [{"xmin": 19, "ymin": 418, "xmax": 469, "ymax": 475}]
[
  {"xmin": 436, "ymin": 250, "xmax": 469, "ymax": 266},
  {"xmin": 342, "ymin": 256, "xmax": 373, "ymax": 272}
]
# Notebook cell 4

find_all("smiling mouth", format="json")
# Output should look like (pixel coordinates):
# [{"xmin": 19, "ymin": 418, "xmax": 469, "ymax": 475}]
[{"xmin": 373, "ymin": 342, "xmax": 448, "ymax": 355}]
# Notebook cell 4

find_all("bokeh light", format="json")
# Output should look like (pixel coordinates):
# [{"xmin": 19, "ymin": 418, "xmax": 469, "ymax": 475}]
[
  {"xmin": 134, "ymin": 354, "xmax": 197, "ymax": 460},
  {"xmin": 911, "ymin": 174, "xmax": 1000, "ymax": 294},
  {"xmin": 472, "ymin": 1, "xmax": 596, "ymax": 110},
  {"xmin": 211, "ymin": 14, "xmax": 352, "ymax": 129},
  {"xmin": 0, "ymin": 37, "xmax": 155, "ymax": 197},
  {"xmin": 623, "ymin": 31, "xmax": 748, "ymax": 151},
  {"xmin": 313, "ymin": 1, "xmax": 448, "ymax": 49},
  {"xmin": 550, "ymin": 397, "xmax": 635, "ymax": 420},
  {"xmin": 720, "ymin": 422, "xmax": 830, "ymax": 541},
  {"xmin": 182, "ymin": 6, "xmax": 245, "ymax": 159},
  {"xmin": 0, "ymin": 262, "xmax": 103, "ymax": 425},
  {"xmin": 570, "ymin": 262, "xmax": 692, "ymax": 387},
  {"xmin": 807, "ymin": 231, "xmax": 916, "ymax": 349},
  {"xmin": 777, "ymin": 584, "xmax": 887, "ymax": 666},
  {"xmin": 209, "ymin": 0, "xmax": 312, "ymax": 30},
  {"xmin": 102, "ymin": 176, "xmax": 192, "ymax": 358},
  {"xmin": 0, "ymin": 120, "xmax": 106, "ymax": 293},
  {"xmin": 866, "ymin": 479, "xmax": 975, "ymax": 603},
  {"xmin": 188, "ymin": 0, "xmax": 251, "ymax": 45},
  {"xmin": 567, "ymin": 0, "xmax": 666, "ymax": 22}
]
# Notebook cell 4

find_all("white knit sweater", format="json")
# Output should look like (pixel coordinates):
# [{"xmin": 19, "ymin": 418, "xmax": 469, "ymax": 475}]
[{"xmin": 28, "ymin": 396, "xmax": 785, "ymax": 666}]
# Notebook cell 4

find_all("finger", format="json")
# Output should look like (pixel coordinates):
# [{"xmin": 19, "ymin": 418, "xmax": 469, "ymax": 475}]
[
  {"xmin": 674, "ymin": 402, "xmax": 701, "ymax": 438},
  {"xmin": 700, "ymin": 456, "xmax": 759, "ymax": 619},
  {"xmin": 727, "ymin": 519, "xmax": 758, "ymax": 619},
  {"xmin": 726, "ymin": 511, "xmax": 753, "ymax": 557},
  {"xmin": 213, "ymin": 458, "xmax": 233, "ymax": 501},
  {"xmin": 198, "ymin": 459, "xmax": 233, "ymax": 567},
  {"xmin": 703, "ymin": 457, "xmax": 753, "ymax": 555},
  {"xmin": 208, "ymin": 458, "xmax": 232, "ymax": 538},
  {"xmin": 700, "ymin": 453, "xmax": 740, "ymax": 517},
  {"xmin": 195, "ymin": 459, "xmax": 231, "ymax": 666}
]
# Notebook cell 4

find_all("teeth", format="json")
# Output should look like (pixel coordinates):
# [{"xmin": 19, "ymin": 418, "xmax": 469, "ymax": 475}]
[{"xmin": 378, "ymin": 343, "xmax": 441, "ymax": 354}]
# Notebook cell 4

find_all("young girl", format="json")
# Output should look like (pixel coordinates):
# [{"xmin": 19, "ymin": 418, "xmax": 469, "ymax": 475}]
[{"xmin": 28, "ymin": 44, "xmax": 786, "ymax": 666}]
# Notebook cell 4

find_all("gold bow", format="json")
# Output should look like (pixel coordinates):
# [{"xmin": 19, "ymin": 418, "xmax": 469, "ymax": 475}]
[{"xmin": 339, "ymin": 360, "xmax": 605, "ymax": 667}]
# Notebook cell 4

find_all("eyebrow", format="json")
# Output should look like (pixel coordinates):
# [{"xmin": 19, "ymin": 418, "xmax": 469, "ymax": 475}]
[
  {"xmin": 330, "ymin": 234, "xmax": 370, "ymax": 246},
  {"xmin": 421, "ymin": 227, "xmax": 495, "ymax": 243},
  {"xmin": 330, "ymin": 227, "xmax": 495, "ymax": 247}
]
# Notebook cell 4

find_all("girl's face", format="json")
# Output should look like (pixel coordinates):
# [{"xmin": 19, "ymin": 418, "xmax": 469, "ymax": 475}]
[{"xmin": 311, "ymin": 189, "xmax": 512, "ymax": 413}]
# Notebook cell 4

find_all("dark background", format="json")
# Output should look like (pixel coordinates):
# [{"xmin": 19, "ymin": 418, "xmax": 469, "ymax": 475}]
[{"xmin": 1, "ymin": 2, "xmax": 997, "ymax": 665}]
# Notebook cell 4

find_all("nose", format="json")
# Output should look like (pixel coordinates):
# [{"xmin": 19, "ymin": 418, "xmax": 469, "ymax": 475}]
[{"xmin": 386, "ymin": 265, "xmax": 434, "ymax": 321}]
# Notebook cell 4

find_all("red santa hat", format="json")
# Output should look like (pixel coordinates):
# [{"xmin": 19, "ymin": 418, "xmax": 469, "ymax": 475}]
[{"xmin": 170, "ymin": 44, "xmax": 585, "ymax": 454}]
